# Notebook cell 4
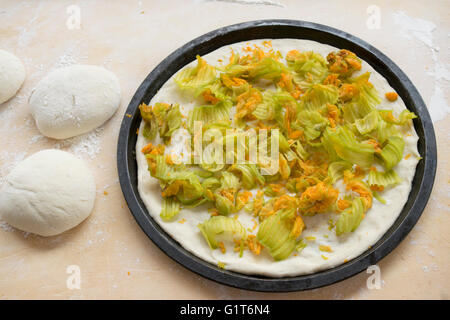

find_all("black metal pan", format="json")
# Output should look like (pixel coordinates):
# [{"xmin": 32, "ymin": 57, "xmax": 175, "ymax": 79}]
[{"xmin": 117, "ymin": 20, "xmax": 437, "ymax": 292}]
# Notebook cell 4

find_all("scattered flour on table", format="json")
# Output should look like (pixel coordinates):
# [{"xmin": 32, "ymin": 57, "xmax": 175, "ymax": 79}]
[
  {"xmin": 0, "ymin": 151, "xmax": 27, "ymax": 182},
  {"xmin": 199, "ymin": 0, "xmax": 284, "ymax": 7},
  {"xmin": 51, "ymin": 41, "xmax": 87, "ymax": 70},
  {"xmin": 393, "ymin": 11, "xmax": 450, "ymax": 122},
  {"xmin": 0, "ymin": 220, "xmax": 30, "ymax": 239},
  {"xmin": 392, "ymin": 11, "xmax": 436, "ymax": 47},
  {"xmin": 53, "ymin": 127, "xmax": 104, "ymax": 159},
  {"xmin": 28, "ymin": 134, "xmax": 44, "ymax": 144},
  {"xmin": 0, "ymin": 221, "xmax": 15, "ymax": 232},
  {"xmin": 24, "ymin": 127, "xmax": 104, "ymax": 160}
]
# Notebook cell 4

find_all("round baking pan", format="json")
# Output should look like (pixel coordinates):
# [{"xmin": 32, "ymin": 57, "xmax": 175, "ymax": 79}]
[{"xmin": 117, "ymin": 20, "xmax": 437, "ymax": 292}]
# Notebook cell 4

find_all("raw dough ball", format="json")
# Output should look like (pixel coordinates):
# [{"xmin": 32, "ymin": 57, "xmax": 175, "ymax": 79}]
[
  {"xmin": 29, "ymin": 65, "xmax": 121, "ymax": 139},
  {"xmin": 0, "ymin": 149, "xmax": 96, "ymax": 236},
  {"xmin": 0, "ymin": 50, "xmax": 26, "ymax": 104}
]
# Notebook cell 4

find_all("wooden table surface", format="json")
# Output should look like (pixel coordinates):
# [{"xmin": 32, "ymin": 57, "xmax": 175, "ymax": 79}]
[{"xmin": 0, "ymin": 0, "xmax": 449, "ymax": 299}]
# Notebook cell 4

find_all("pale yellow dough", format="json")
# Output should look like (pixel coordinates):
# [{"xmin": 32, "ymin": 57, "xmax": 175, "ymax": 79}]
[{"xmin": 136, "ymin": 39, "xmax": 420, "ymax": 277}]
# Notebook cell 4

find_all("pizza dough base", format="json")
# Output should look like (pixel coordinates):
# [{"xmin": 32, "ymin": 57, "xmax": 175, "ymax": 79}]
[{"xmin": 136, "ymin": 39, "xmax": 420, "ymax": 277}]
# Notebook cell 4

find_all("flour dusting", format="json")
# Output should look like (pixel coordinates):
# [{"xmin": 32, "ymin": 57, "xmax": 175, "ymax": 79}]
[
  {"xmin": 28, "ymin": 134, "xmax": 44, "ymax": 144},
  {"xmin": 0, "ymin": 151, "xmax": 27, "ymax": 182},
  {"xmin": 393, "ymin": 11, "xmax": 436, "ymax": 47},
  {"xmin": 200, "ymin": 0, "xmax": 284, "ymax": 7},
  {"xmin": 54, "ymin": 127, "xmax": 104, "ymax": 159},
  {"xmin": 393, "ymin": 11, "xmax": 450, "ymax": 122},
  {"xmin": 0, "ymin": 221, "xmax": 15, "ymax": 233},
  {"xmin": 429, "ymin": 85, "xmax": 450, "ymax": 122}
]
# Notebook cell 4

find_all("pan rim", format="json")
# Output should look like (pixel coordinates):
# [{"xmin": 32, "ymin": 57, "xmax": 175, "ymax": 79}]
[{"xmin": 117, "ymin": 19, "xmax": 437, "ymax": 292}]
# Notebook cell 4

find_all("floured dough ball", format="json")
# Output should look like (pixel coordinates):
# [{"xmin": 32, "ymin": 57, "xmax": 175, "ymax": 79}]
[
  {"xmin": 29, "ymin": 65, "xmax": 121, "ymax": 139},
  {"xmin": 0, "ymin": 149, "xmax": 96, "ymax": 236},
  {"xmin": 0, "ymin": 49, "xmax": 26, "ymax": 104}
]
